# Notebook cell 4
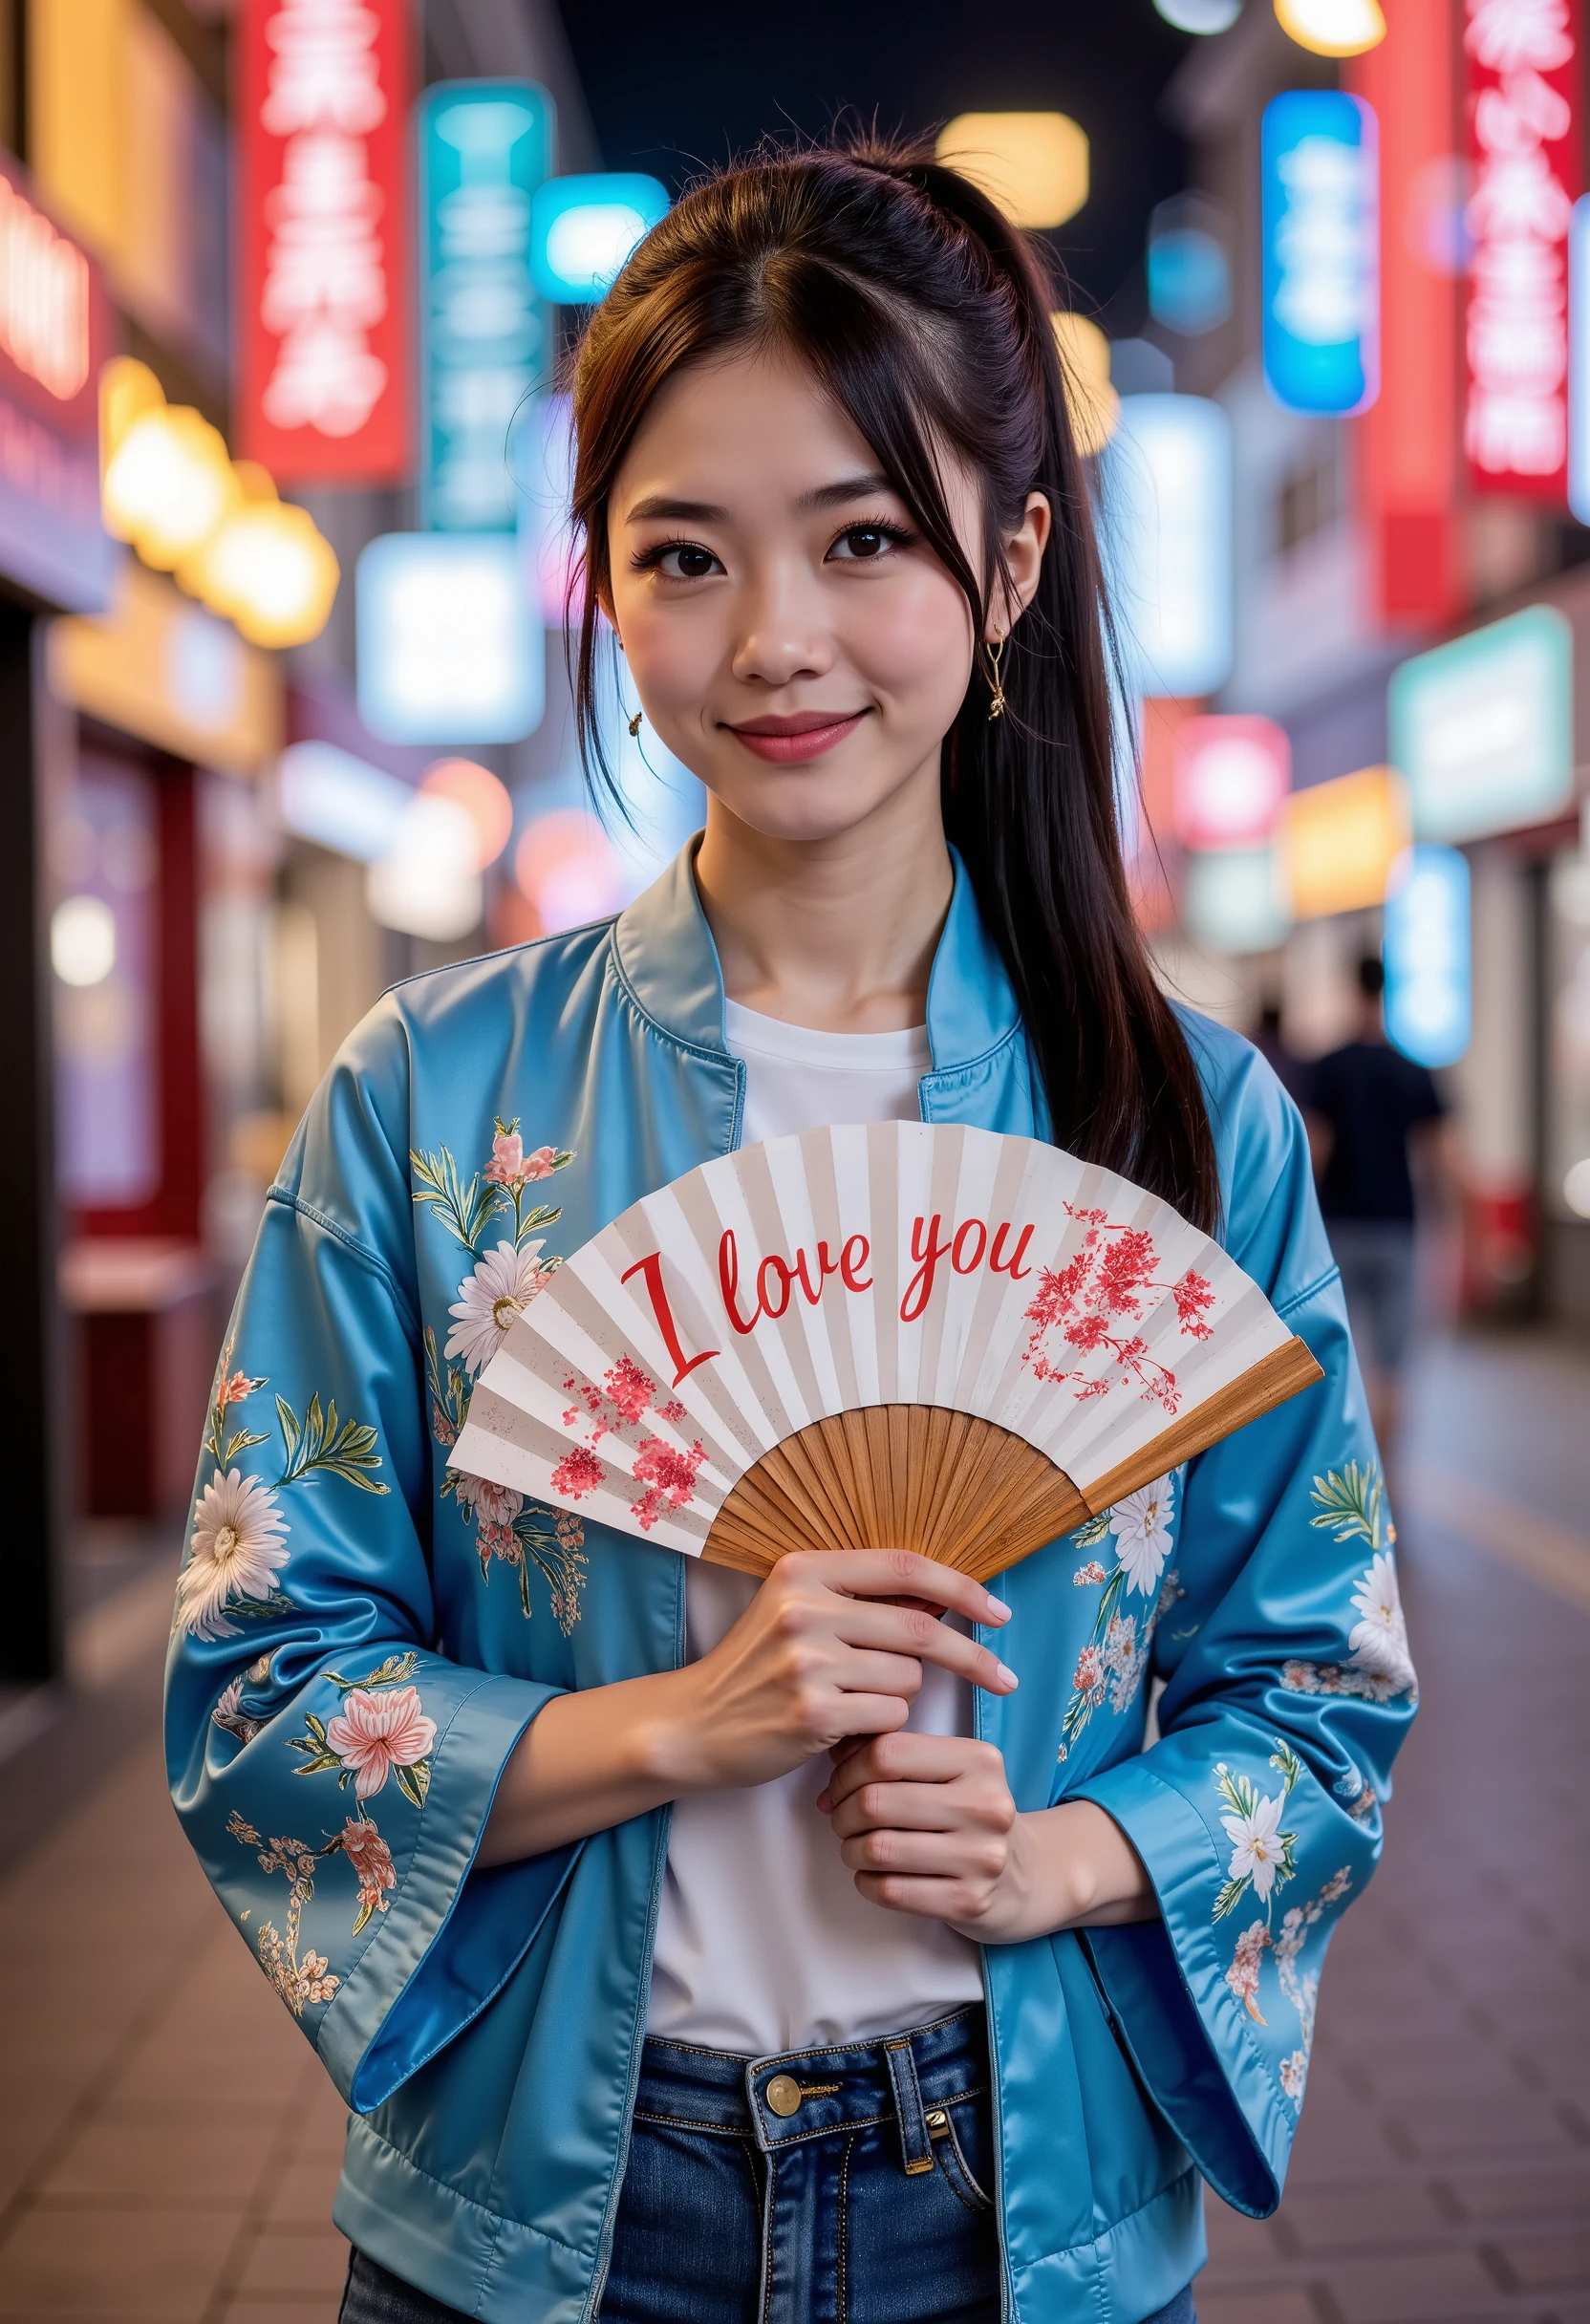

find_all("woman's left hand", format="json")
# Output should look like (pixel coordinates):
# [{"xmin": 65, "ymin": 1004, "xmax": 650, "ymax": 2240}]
[{"xmin": 818, "ymin": 1732, "xmax": 1157, "ymax": 1944}]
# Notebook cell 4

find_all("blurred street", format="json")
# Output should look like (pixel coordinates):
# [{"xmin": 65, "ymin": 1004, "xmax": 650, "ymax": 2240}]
[{"xmin": 1, "ymin": 1326, "xmax": 1586, "ymax": 2324}]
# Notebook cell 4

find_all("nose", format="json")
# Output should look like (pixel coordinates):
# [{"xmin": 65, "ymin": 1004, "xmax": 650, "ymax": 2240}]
[{"xmin": 729, "ymin": 556, "xmax": 834, "ymax": 690}]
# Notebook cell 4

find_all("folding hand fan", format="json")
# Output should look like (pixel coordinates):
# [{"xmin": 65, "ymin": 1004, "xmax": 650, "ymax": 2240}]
[{"xmin": 450, "ymin": 1122, "xmax": 1322, "ymax": 1584}]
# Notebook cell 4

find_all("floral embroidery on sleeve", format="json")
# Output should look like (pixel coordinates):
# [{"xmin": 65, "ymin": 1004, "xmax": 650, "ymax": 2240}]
[
  {"xmin": 1056, "ymin": 1473, "xmax": 1181, "ymax": 1761},
  {"xmin": 1213, "ymin": 1739, "xmax": 1302, "ymax": 1922},
  {"xmin": 412, "ymin": 1126, "xmax": 586, "ymax": 1631},
  {"xmin": 1222, "ymin": 1866, "xmax": 1353, "ymax": 2107},
  {"xmin": 1282, "ymin": 1463, "xmax": 1418, "ymax": 1705},
  {"xmin": 176, "ymin": 1343, "xmax": 390, "ymax": 1641}
]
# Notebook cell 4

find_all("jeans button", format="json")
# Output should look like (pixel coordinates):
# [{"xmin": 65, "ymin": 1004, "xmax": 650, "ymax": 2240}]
[{"xmin": 764, "ymin": 2074, "xmax": 802, "ymax": 2118}]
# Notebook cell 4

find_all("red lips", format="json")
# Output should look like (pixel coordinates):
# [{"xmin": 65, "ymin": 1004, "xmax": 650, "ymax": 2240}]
[{"xmin": 725, "ymin": 710, "xmax": 869, "ymax": 764}]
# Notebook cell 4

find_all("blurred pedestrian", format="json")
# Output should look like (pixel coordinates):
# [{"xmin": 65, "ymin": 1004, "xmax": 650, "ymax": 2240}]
[
  {"xmin": 1305, "ymin": 956, "xmax": 1450, "ymax": 1462},
  {"xmin": 1251, "ymin": 998, "xmax": 1309, "ymax": 1109},
  {"xmin": 166, "ymin": 139, "xmax": 1413, "ymax": 2324}
]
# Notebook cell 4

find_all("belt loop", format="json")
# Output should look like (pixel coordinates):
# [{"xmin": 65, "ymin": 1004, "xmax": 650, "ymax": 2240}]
[{"xmin": 883, "ymin": 2036, "xmax": 935, "ymax": 2176}]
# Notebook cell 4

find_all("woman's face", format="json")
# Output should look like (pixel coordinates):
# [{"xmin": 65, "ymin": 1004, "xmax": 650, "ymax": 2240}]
[{"xmin": 605, "ymin": 347, "xmax": 1035, "ymax": 848}]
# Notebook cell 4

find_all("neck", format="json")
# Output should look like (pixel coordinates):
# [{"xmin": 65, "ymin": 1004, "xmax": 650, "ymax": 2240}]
[{"xmin": 694, "ymin": 777, "xmax": 954, "ymax": 1035}]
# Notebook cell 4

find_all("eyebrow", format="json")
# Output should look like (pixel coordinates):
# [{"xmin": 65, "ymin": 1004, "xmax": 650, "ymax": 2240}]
[{"xmin": 622, "ymin": 472, "xmax": 896, "ymax": 526}]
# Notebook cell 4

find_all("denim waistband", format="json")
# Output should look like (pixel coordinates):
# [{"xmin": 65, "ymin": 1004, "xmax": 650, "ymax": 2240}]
[{"xmin": 634, "ymin": 2007, "xmax": 990, "ymax": 2170}]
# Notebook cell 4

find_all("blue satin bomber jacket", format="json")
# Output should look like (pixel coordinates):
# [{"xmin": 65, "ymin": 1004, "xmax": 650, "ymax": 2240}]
[{"xmin": 165, "ymin": 845, "xmax": 1416, "ymax": 2324}]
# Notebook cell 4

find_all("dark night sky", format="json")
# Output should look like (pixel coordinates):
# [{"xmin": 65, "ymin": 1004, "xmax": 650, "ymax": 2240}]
[{"xmin": 553, "ymin": 0, "xmax": 1197, "ymax": 318}]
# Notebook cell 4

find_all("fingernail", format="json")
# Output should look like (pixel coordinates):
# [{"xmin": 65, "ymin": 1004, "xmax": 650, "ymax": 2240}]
[
  {"xmin": 983, "ymin": 1595, "xmax": 1011, "ymax": 1625},
  {"xmin": 996, "ymin": 1662, "xmax": 1019, "ymax": 1689}
]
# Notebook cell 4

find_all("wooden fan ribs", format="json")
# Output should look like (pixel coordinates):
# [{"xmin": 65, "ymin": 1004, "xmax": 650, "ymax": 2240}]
[{"xmin": 700, "ymin": 1335, "xmax": 1321, "ymax": 1584}]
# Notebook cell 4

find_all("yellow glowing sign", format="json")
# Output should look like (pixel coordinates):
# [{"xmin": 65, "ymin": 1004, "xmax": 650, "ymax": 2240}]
[
  {"xmin": 98, "ymin": 357, "xmax": 338, "ymax": 650},
  {"xmin": 1278, "ymin": 764, "xmax": 1409, "ymax": 920},
  {"xmin": 1274, "ymin": 0, "xmax": 1386, "ymax": 57},
  {"xmin": 1051, "ymin": 313, "xmax": 1119, "ymax": 457},
  {"xmin": 936, "ymin": 114, "xmax": 1089, "ymax": 230}
]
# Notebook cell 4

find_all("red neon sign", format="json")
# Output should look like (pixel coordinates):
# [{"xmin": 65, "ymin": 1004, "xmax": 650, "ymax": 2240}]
[
  {"xmin": 1348, "ymin": 1, "xmax": 1463, "ymax": 622},
  {"xmin": 1463, "ymin": 0, "xmax": 1582, "ymax": 501},
  {"xmin": 237, "ymin": 0, "xmax": 413, "ymax": 484},
  {"xmin": 0, "ymin": 151, "xmax": 108, "ymax": 441}
]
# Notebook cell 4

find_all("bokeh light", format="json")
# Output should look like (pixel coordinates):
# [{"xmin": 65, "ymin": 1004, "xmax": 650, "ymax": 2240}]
[
  {"xmin": 1275, "ymin": 0, "xmax": 1386, "ymax": 56},
  {"xmin": 936, "ymin": 114, "xmax": 1089, "ymax": 230},
  {"xmin": 1051, "ymin": 314, "xmax": 1119, "ymax": 456},
  {"xmin": 51, "ymin": 894, "xmax": 117, "ymax": 987},
  {"xmin": 421, "ymin": 759, "xmax": 514, "ymax": 871},
  {"xmin": 514, "ymin": 808, "xmax": 628, "ymax": 935}
]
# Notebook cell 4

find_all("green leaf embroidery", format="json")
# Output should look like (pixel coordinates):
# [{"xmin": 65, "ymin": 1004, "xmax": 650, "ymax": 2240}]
[
  {"xmin": 1309, "ymin": 1462, "xmax": 1386, "ymax": 1551},
  {"xmin": 411, "ymin": 1145, "xmax": 498, "ymax": 1256},
  {"xmin": 226, "ymin": 1590, "xmax": 296, "ymax": 1623},
  {"xmin": 1270, "ymin": 1739, "xmax": 1303, "ymax": 1796},
  {"xmin": 395, "ymin": 1759, "xmax": 430, "ymax": 1809},
  {"xmin": 274, "ymin": 1393, "xmax": 389, "ymax": 1495},
  {"xmin": 1213, "ymin": 1876, "xmax": 1252, "ymax": 1923}
]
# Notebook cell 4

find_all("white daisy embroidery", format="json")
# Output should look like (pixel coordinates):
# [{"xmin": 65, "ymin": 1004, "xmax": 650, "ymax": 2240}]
[
  {"xmin": 444, "ymin": 1240, "xmax": 556, "ymax": 1375},
  {"xmin": 1107, "ymin": 1473, "xmax": 1175, "ymax": 1595}
]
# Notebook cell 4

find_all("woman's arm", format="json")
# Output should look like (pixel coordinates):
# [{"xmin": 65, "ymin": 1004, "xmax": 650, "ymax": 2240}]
[
  {"xmin": 476, "ymin": 1550, "xmax": 1018, "ymax": 1865},
  {"xmin": 819, "ymin": 1731, "xmax": 1154, "ymax": 1941}
]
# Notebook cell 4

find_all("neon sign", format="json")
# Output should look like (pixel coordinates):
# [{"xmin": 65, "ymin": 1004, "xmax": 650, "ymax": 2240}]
[
  {"xmin": 1261, "ymin": 90, "xmax": 1379, "ymax": 415},
  {"xmin": 1463, "ymin": 0, "xmax": 1581, "ymax": 499},
  {"xmin": 419, "ymin": 81, "xmax": 551, "ymax": 530},
  {"xmin": 238, "ymin": 0, "xmax": 413, "ymax": 484}
]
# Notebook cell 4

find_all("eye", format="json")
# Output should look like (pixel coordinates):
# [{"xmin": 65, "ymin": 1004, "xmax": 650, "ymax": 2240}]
[
  {"xmin": 827, "ymin": 521, "xmax": 913, "ymax": 563},
  {"xmin": 638, "ymin": 541, "xmax": 722, "ymax": 580}
]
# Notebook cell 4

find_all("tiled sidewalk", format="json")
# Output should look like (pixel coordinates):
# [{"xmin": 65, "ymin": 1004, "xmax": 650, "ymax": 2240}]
[
  {"xmin": 0, "ymin": 1727, "xmax": 350, "ymax": 2322},
  {"xmin": 0, "ymin": 1329, "xmax": 1586, "ymax": 2321},
  {"xmin": 1197, "ymin": 1334, "xmax": 1590, "ymax": 2324}
]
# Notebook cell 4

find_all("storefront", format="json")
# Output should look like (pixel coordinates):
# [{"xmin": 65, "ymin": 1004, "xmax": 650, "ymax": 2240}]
[
  {"xmin": 46, "ymin": 562, "xmax": 283, "ymax": 1526},
  {"xmin": 0, "ymin": 153, "xmax": 114, "ymax": 1681}
]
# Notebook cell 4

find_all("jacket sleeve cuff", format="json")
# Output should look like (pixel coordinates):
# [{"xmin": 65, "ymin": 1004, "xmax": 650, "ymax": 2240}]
[
  {"xmin": 318, "ymin": 1672, "xmax": 581, "ymax": 2112},
  {"xmin": 1075, "ymin": 1754, "xmax": 1293, "ymax": 2216}
]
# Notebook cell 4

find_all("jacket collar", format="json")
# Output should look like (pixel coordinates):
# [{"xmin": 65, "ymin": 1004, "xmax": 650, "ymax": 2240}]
[{"xmin": 612, "ymin": 839, "xmax": 1021, "ymax": 1073}]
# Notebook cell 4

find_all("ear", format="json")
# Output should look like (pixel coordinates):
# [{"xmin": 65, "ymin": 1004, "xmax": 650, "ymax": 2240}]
[{"xmin": 989, "ymin": 492, "xmax": 1052, "ymax": 639}]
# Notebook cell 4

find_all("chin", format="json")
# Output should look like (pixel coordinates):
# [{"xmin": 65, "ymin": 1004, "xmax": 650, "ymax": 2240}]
[{"xmin": 702, "ymin": 760, "xmax": 927, "ymax": 850}]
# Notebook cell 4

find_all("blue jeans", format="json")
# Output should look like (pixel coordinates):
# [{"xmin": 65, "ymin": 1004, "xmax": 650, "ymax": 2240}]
[{"xmin": 339, "ymin": 2007, "xmax": 1195, "ymax": 2324}]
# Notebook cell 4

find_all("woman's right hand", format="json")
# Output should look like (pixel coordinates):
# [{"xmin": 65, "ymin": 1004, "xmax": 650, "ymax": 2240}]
[
  {"xmin": 655, "ymin": 1550, "xmax": 1018, "ymax": 1794},
  {"xmin": 479, "ymin": 1549, "xmax": 1015, "ymax": 1866}
]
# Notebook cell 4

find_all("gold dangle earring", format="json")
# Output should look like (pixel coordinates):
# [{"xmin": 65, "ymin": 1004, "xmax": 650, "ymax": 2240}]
[
  {"xmin": 986, "ymin": 635, "xmax": 1007, "ymax": 721},
  {"xmin": 628, "ymin": 709, "xmax": 643, "ymax": 738}
]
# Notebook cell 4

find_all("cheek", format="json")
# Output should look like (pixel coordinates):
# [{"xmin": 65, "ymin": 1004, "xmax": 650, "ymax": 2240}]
[
  {"xmin": 847, "ymin": 569, "xmax": 975, "ymax": 716},
  {"xmin": 610, "ymin": 589, "xmax": 717, "ymax": 717}
]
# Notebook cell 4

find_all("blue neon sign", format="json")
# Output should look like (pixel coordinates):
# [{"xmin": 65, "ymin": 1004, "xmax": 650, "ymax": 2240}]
[
  {"xmin": 1384, "ymin": 846, "xmax": 1471, "ymax": 1069},
  {"xmin": 1103, "ymin": 394, "xmax": 1234, "ymax": 699},
  {"xmin": 530, "ymin": 174, "xmax": 669, "ymax": 304},
  {"xmin": 419, "ymin": 81, "xmax": 552, "ymax": 531},
  {"xmin": 1261, "ymin": 91, "xmax": 1379, "ymax": 417}
]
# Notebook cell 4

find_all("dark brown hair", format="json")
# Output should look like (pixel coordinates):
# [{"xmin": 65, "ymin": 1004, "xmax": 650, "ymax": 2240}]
[{"xmin": 568, "ymin": 139, "xmax": 1221, "ymax": 1234}]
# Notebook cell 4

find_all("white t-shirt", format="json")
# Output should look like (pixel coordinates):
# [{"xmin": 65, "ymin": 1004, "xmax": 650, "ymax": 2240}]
[{"xmin": 644, "ymin": 1000, "xmax": 986, "ymax": 2055}]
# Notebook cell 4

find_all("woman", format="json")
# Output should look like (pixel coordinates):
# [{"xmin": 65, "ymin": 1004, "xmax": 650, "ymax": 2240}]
[{"xmin": 166, "ymin": 143, "xmax": 1415, "ymax": 2324}]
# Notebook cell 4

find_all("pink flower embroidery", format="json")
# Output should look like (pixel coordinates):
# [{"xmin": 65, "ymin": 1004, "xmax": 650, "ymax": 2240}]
[
  {"xmin": 1073, "ymin": 1646, "xmax": 1104, "ymax": 1695},
  {"xmin": 485, "ymin": 1130, "xmax": 563, "ymax": 1190},
  {"xmin": 1073, "ymin": 1560, "xmax": 1107, "ymax": 1585},
  {"xmin": 324, "ymin": 1686, "xmax": 437, "ymax": 1799},
  {"xmin": 340, "ymin": 1817, "xmax": 397, "ymax": 1923},
  {"xmin": 551, "ymin": 1445, "xmax": 605, "ymax": 1500},
  {"xmin": 1224, "ymin": 1922, "xmax": 1271, "ymax": 2022}
]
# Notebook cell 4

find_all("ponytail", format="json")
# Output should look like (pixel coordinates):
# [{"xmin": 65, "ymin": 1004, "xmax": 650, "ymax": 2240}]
[{"xmin": 569, "ymin": 138, "xmax": 1222, "ymax": 1237}]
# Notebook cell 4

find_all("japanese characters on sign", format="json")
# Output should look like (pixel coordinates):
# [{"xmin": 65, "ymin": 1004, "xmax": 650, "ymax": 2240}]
[
  {"xmin": 237, "ymin": 0, "xmax": 413, "ymax": 484},
  {"xmin": 1463, "ymin": 0, "xmax": 1582, "ymax": 498},
  {"xmin": 419, "ymin": 82, "xmax": 552, "ymax": 530}
]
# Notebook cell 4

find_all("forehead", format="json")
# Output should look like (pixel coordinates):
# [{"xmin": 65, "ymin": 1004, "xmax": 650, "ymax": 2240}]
[{"xmin": 613, "ymin": 345, "xmax": 885, "ymax": 511}]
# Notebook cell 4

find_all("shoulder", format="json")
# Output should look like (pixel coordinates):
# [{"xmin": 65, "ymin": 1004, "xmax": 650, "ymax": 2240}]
[
  {"xmin": 1171, "ymin": 1004, "xmax": 1333, "ymax": 1302},
  {"xmin": 271, "ymin": 918, "xmax": 621, "ymax": 1246}
]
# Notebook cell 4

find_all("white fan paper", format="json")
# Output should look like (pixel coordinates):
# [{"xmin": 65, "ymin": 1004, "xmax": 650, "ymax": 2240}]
[{"xmin": 451, "ymin": 1122, "xmax": 1320, "ymax": 1580}]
